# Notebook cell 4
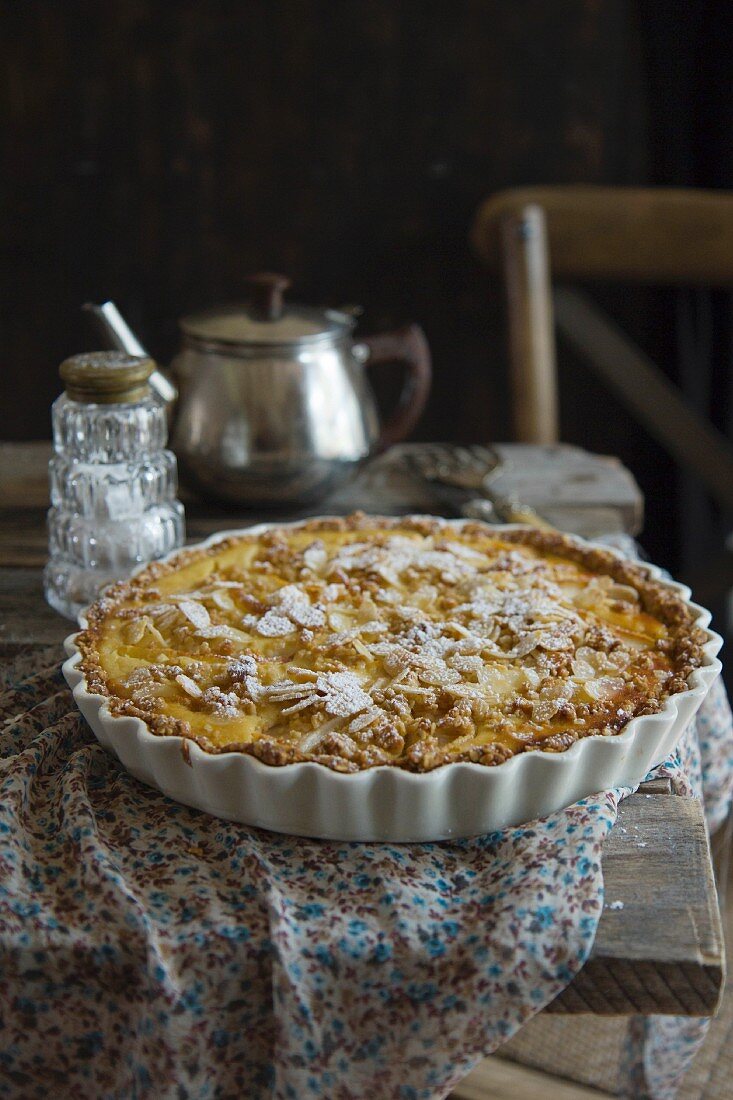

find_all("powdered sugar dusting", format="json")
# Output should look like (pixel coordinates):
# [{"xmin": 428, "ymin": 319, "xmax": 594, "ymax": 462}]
[
  {"xmin": 327, "ymin": 535, "xmax": 483, "ymax": 587},
  {"xmin": 227, "ymin": 656, "xmax": 258, "ymax": 681},
  {"xmin": 302, "ymin": 540, "xmax": 328, "ymax": 574},
  {"xmin": 112, "ymin": 522, "xmax": 652, "ymax": 763},
  {"xmin": 245, "ymin": 584, "xmax": 326, "ymax": 636},
  {"xmin": 272, "ymin": 585, "xmax": 326, "ymax": 629},
  {"xmin": 316, "ymin": 672, "xmax": 372, "ymax": 717},
  {"xmin": 256, "ymin": 611, "xmax": 297, "ymax": 637},
  {"xmin": 201, "ymin": 687, "xmax": 241, "ymax": 717},
  {"xmin": 253, "ymin": 670, "xmax": 371, "ymax": 720}
]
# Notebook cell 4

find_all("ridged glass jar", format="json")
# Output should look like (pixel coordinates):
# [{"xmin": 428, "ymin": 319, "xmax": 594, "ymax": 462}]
[{"xmin": 44, "ymin": 352, "xmax": 185, "ymax": 620}]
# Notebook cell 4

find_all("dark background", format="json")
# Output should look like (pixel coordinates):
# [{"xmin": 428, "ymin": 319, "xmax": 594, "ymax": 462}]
[{"xmin": 2, "ymin": 0, "xmax": 732, "ymax": 583}]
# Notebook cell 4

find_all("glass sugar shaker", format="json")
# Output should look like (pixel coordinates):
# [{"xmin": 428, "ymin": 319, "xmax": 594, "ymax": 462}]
[{"xmin": 44, "ymin": 351, "xmax": 185, "ymax": 620}]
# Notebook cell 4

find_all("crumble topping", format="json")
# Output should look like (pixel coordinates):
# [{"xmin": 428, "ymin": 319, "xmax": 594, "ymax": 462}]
[{"xmin": 75, "ymin": 515, "xmax": 707, "ymax": 772}]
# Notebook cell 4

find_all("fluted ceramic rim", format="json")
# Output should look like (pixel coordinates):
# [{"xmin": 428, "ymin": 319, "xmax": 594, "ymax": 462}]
[{"xmin": 62, "ymin": 518, "xmax": 723, "ymax": 841}]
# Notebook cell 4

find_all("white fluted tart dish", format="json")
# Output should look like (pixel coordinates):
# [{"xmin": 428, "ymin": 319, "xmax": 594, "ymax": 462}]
[{"xmin": 63, "ymin": 514, "xmax": 722, "ymax": 840}]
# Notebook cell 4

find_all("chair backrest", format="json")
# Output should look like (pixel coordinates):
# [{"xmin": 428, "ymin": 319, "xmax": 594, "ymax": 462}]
[
  {"xmin": 471, "ymin": 185, "xmax": 733, "ymax": 285},
  {"xmin": 468, "ymin": 185, "xmax": 733, "ymax": 513}
]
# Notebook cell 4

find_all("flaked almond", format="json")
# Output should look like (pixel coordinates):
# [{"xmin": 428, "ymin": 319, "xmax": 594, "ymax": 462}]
[{"xmin": 176, "ymin": 673, "xmax": 203, "ymax": 698}]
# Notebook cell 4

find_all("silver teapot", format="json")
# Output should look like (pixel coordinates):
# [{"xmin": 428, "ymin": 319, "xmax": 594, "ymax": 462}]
[{"xmin": 85, "ymin": 274, "xmax": 431, "ymax": 506}]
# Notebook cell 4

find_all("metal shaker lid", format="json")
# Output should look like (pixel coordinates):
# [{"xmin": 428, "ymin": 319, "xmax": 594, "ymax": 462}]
[
  {"xmin": 60, "ymin": 351, "xmax": 155, "ymax": 403},
  {"xmin": 180, "ymin": 273, "xmax": 355, "ymax": 348}
]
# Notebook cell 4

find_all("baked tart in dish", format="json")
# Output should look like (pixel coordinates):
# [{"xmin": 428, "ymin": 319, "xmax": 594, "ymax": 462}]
[
  {"xmin": 73, "ymin": 514, "xmax": 709, "ymax": 777},
  {"xmin": 65, "ymin": 515, "xmax": 721, "ymax": 838}
]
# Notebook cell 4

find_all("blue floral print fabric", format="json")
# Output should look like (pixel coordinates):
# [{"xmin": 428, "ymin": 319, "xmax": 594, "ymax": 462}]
[{"xmin": 0, "ymin": 648, "xmax": 730, "ymax": 1100}]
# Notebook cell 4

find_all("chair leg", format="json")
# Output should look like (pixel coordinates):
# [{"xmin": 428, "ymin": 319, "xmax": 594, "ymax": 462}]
[{"xmin": 500, "ymin": 204, "xmax": 559, "ymax": 444}]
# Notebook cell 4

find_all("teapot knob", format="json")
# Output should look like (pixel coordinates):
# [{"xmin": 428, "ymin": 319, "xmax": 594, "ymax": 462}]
[{"xmin": 245, "ymin": 272, "xmax": 292, "ymax": 321}]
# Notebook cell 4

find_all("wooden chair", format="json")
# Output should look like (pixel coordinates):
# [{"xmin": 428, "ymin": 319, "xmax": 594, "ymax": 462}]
[
  {"xmin": 469, "ymin": 190, "xmax": 733, "ymax": 1095},
  {"xmin": 470, "ymin": 186, "xmax": 733, "ymax": 514}
]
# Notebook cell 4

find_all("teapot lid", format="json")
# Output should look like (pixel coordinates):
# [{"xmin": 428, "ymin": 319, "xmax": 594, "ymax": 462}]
[{"xmin": 180, "ymin": 273, "xmax": 355, "ymax": 347}]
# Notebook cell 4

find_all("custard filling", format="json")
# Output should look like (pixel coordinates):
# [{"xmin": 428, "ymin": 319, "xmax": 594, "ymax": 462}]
[{"xmin": 77, "ymin": 518, "xmax": 700, "ymax": 772}]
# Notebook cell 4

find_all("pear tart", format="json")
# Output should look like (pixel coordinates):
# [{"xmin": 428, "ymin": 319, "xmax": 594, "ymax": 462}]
[{"xmin": 76, "ymin": 515, "xmax": 705, "ymax": 773}]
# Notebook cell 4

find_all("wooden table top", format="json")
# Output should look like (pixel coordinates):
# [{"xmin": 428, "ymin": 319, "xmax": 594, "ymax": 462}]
[{"xmin": 0, "ymin": 440, "xmax": 723, "ymax": 1017}]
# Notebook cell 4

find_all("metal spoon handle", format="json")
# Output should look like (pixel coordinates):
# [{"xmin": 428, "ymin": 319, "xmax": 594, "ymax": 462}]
[{"xmin": 82, "ymin": 301, "xmax": 177, "ymax": 405}]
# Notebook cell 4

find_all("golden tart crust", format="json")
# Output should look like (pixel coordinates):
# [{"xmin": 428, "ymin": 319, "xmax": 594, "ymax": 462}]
[{"xmin": 76, "ymin": 514, "xmax": 706, "ymax": 773}]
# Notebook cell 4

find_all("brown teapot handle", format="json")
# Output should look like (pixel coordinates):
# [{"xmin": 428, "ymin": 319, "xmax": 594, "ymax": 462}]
[{"xmin": 361, "ymin": 324, "xmax": 432, "ymax": 451}]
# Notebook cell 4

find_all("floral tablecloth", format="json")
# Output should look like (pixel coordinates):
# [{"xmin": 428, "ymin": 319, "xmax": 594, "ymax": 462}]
[{"xmin": 0, "ymin": 644, "xmax": 730, "ymax": 1100}]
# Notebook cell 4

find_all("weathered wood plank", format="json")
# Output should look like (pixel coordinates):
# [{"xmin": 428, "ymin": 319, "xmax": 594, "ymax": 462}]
[
  {"xmin": 0, "ymin": 509, "xmax": 48, "ymax": 567},
  {"xmin": 637, "ymin": 777, "xmax": 672, "ymax": 795},
  {"xmin": 0, "ymin": 568, "xmax": 70, "ymax": 647},
  {"xmin": 549, "ymin": 793, "xmax": 724, "ymax": 1016},
  {"xmin": 450, "ymin": 1055, "xmax": 604, "ymax": 1100},
  {"xmin": 0, "ymin": 441, "xmax": 643, "ymax": 562},
  {"xmin": 0, "ymin": 443, "xmax": 52, "ymax": 508}
]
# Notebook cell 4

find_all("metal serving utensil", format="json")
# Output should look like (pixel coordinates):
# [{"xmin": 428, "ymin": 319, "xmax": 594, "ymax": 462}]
[{"xmin": 406, "ymin": 444, "xmax": 555, "ymax": 528}]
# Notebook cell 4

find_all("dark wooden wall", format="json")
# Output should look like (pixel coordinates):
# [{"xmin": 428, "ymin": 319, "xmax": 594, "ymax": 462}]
[{"xmin": 2, "ymin": 0, "xmax": 646, "ymax": 445}]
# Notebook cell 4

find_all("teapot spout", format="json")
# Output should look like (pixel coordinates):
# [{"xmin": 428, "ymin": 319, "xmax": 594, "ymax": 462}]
[{"xmin": 82, "ymin": 301, "xmax": 178, "ymax": 405}]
